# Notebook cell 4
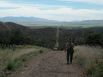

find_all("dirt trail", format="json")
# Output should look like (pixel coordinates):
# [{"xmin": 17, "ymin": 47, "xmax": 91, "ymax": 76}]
[{"xmin": 9, "ymin": 51, "xmax": 86, "ymax": 77}]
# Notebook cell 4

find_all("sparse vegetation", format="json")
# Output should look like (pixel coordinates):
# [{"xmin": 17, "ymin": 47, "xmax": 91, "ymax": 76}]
[
  {"xmin": 0, "ymin": 45, "xmax": 50, "ymax": 77},
  {"xmin": 39, "ymin": 50, "xmax": 44, "ymax": 54},
  {"xmin": 74, "ymin": 46, "xmax": 103, "ymax": 77},
  {"xmin": 6, "ymin": 59, "xmax": 22, "ymax": 71}
]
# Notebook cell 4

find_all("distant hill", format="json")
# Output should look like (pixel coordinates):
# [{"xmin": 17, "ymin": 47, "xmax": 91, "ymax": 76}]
[
  {"xmin": 0, "ymin": 17, "xmax": 61, "ymax": 26},
  {"xmin": 0, "ymin": 17, "xmax": 103, "ymax": 27},
  {"xmin": 0, "ymin": 21, "xmax": 31, "ymax": 33}
]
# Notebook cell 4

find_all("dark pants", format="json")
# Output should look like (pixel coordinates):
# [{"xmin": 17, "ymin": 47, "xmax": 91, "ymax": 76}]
[{"xmin": 67, "ymin": 53, "xmax": 73, "ymax": 64}]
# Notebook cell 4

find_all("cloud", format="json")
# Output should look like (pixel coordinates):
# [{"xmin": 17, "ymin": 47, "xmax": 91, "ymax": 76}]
[
  {"xmin": 0, "ymin": 1, "xmax": 103, "ymax": 21},
  {"xmin": 41, "ymin": 8, "xmax": 103, "ymax": 21},
  {"xmin": 0, "ymin": 7, "xmax": 18, "ymax": 9},
  {"xmin": 60, "ymin": 0, "xmax": 103, "ymax": 5},
  {"xmin": 0, "ymin": 1, "xmax": 20, "ymax": 8}
]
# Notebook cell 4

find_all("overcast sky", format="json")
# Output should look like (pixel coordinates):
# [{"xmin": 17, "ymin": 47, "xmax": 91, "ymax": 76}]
[{"xmin": 0, "ymin": 0, "xmax": 103, "ymax": 21}]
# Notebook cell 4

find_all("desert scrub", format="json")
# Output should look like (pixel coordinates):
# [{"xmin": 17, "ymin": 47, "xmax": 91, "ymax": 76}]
[
  {"xmin": 76, "ymin": 56, "xmax": 86, "ymax": 66},
  {"xmin": 0, "ymin": 46, "xmax": 50, "ymax": 77},
  {"xmin": 74, "ymin": 46, "xmax": 103, "ymax": 77},
  {"xmin": 39, "ymin": 50, "xmax": 44, "ymax": 54},
  {"xmin": 93, "ymin": 62, "xmax": 103, "ymax": 77},
  {"xmin": 89, "ymin": 56, "xmax": 103, "ymax": 77},
  {"xmin": 6, "ymin": 50, "xmax": 40, "ymax": 71},
  {"xmin": 6, "ymin": 59, "xmax": 22, "ymax": 71}
]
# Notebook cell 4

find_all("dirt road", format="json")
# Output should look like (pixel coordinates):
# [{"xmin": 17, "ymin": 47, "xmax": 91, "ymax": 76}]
[{"xmin": 9, "ymin": 51, "xmax": 85, "ymax": 77}]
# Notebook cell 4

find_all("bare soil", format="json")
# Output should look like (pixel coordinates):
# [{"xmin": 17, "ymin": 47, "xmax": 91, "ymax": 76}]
[{"xmin": 9, "ymin": 51, "xmax": 86, "ymax": 77}]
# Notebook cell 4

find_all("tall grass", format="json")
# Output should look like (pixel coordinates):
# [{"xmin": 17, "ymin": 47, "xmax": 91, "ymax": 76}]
[
  {"xmin": 0, "ymin": 45, "xmax": 50, "ymax": 77},
  {"xmin": 74, "ymin": 46, "xmax": 103, "ymax": 77}
]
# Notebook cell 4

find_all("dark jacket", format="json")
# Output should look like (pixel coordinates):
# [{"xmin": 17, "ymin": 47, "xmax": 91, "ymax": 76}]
[{"xmin": 66, "ymin": 43, "xmax": 74, "ymax": 54}]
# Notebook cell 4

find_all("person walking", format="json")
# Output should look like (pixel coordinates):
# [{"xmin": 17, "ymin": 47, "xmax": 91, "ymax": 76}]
[{"xmin": 65, "ymin": 42, "xmax": 74, "ymax": 64}]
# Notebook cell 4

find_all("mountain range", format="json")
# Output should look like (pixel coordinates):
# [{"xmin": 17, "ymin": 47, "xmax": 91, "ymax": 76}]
[{"xmin": 0, "ymin": 17, "xmax": 103, "ymax": 27}]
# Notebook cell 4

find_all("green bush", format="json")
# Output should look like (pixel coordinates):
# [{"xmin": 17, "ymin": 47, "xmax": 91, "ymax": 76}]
[
  {"xmin": 75, "ymin": 46, "xmax": 103, "ymax": 77},
  {"xmin": 6, "ymin": 59, "xmax": 21, "ymax": 71},
  {"xmin": 92, "ymin": 62, "xmax": 103, "ymax": 77},
  {"xmin": 39, "ymin": 50, "xmax": 44, "ymax": 54},
  {"xmin": 85, "ymin": 59, "xmax": 103, "ymax": 77}
]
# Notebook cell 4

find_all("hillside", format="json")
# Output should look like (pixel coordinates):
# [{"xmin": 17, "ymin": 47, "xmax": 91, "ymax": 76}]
[
  {"xmin": 0, "ymin": 21, "xmax": 31, "ymax": 33},
  {"xmin": 0, "ymin": 21, "xmax": 103, "ymax": 48},
  {"xmin": 0, "ymin": 21, "xmax": 32, "ymax": 47},
  {"xmin": 0, "ymin": 22, "xmax": 8, "ymax": 30}
]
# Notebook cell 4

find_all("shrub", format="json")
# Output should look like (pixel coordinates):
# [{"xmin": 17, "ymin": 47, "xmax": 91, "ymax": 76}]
[
  {"xmin": 6, "ymin": 59, "xmax": 21, "ymax": 71},
  {"xmin": 92, "ymin": 61, "xmax": 103, "ymax": 77},
  {"xmin": 39, "ymin": 50, "xmax": 44, "ymax": 54},
  {"xmin": 75, "ymin": 46, "xmax": 103, "ymax": 77}
]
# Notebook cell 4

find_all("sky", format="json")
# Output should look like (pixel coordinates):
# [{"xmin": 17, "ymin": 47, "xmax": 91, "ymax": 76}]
[{"xmin": 0, "ymin": 0, "xmax": 103, "ymax": 21}]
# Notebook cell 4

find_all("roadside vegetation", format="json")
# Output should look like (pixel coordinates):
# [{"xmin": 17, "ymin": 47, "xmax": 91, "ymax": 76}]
[
  {"xmin": 0, "ymin": 45, "xmax": 50, "ymax": 77},
  {"xmin": 74, "ymin": 46, "xmax": 103, "ymax": 77}
]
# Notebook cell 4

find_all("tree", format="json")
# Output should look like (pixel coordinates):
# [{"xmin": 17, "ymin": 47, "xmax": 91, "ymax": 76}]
[{"xmin": 86, "ymin": 33, "xmax": 103, "ymax": 46}]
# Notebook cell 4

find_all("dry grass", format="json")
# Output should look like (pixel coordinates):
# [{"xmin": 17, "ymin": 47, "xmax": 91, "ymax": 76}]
[
  {"xmin": 74, "ymin": 45, "xmax": 103, "ymax": 77},
  {"xmin": 0, "ymin": 45, "xmax": 50, "ymax": 77}
]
